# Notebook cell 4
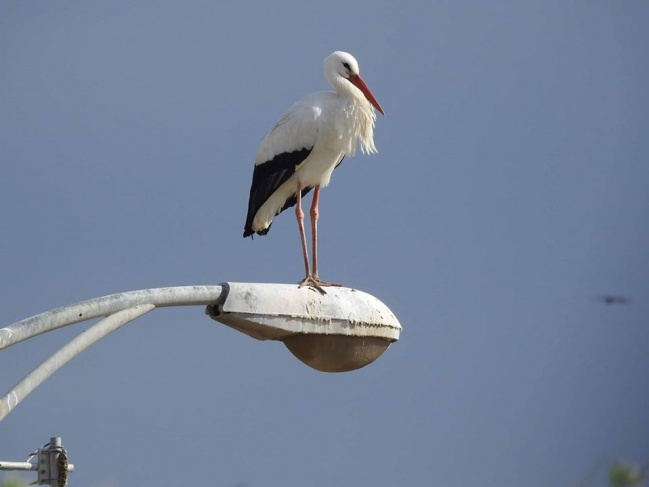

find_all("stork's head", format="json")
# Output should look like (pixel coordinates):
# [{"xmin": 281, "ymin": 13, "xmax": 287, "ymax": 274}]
[{"xmin": 324, "ymin": 51, "xmax": 385, "ymax": 116}]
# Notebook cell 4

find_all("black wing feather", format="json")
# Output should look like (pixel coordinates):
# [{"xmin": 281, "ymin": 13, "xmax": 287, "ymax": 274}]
[{"xmin": 243, "ymin": 148, "xmax": 312, "ymax": 237}]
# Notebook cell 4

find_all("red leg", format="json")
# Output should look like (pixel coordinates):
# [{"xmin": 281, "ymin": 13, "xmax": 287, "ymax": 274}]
[
  {"xmin": 307, "ymin": 187, "xmax": 341, "ymax": 289},
  {"xmin": 310, "ymin": 185, "xmax": 321, "ymax": 279},
  {"xmin": 295, "ymin": 180, "xmax": 311, "ymax": 279}
]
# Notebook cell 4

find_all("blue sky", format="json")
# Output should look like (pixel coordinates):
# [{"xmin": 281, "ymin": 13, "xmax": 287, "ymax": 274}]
[{"xmin": 1, "ymin": 2, "xmax": 648, "ymax": 486}]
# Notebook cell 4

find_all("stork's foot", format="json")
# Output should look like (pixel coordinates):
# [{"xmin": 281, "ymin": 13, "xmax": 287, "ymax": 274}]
[{"xmin": 298, "ymin": 275, "xmax": 341, "ymax": 294}]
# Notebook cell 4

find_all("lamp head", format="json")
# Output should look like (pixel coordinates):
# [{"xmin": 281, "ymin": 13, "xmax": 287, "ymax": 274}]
[{"xmin": 206, "ymin": 283, "xmax": 401, "ymax": 373}]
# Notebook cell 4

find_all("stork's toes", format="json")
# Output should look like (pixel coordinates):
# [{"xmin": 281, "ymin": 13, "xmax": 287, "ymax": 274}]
[{"xmin": 298, "ymin": 275, "xmax": 341, "ymax": 294}]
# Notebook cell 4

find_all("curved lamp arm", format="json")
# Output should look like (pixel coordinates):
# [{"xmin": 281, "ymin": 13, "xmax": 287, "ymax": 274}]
[
  {"xmin": 0, "ymin": 285, "xmax": 226, "ymax": 350},
  {"xmin": 0, "ymin": 305, "xmax": 154, "ymax": 422}
]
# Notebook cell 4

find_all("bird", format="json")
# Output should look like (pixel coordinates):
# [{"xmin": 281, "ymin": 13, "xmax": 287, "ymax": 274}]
[
  {"xmin": 594, "ymin": 295, "xmax": 631, "ymax": 305},
  {"xmin": 243, "ymin": 51, "xmax": 385, "ymax": 292}
]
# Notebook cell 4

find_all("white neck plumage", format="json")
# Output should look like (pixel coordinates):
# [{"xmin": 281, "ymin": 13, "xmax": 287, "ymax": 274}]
[{"xmin": 333, "ymin": 76, "xmax": 378, "ymax": 156}]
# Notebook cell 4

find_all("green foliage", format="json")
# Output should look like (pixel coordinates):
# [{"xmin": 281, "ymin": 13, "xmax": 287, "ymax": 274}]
[
  {"xmin": 1, "ymin": 478, "xmax": 30, "ymax": 487},
  {"xmin": 610, "ymin": 460, "xmax": 642, "ymax": 487}
]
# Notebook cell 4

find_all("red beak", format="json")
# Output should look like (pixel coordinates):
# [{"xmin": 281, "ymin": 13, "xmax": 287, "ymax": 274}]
[{"xmin": 348, "ymin": 74, "xmax": 385, "ymax": 116}]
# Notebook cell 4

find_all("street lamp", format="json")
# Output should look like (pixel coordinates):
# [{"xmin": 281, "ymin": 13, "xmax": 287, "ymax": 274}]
[
  {"xmin": 0, "ymin": 282, "xmax": 402, "ymax": 484},
  {"xmin": 1, "ymin": 281, "xmax": 402, "ymax": 420}
]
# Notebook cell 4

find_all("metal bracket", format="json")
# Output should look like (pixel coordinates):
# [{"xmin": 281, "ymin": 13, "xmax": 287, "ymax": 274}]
[{"xmin": 0, "ymin": 436, "xmax": 74, "ymax": 486}]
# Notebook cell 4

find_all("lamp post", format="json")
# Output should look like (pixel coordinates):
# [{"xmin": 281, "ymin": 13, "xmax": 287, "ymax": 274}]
[{"xmin": 0, "ymin": 282, "xmax": 401, "ymax": 485}]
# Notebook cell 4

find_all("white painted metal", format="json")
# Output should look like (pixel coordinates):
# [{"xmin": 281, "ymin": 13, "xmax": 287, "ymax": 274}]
[
  {"xmin": 0, "ymin": 305, "xmax": 154, "ymax": 422},
  {"xmin": 208, "ymin": 282, "xmax": 401, "ymax": 341},
  {"xmin": 0, "ymin": 285, "xmax": 226, "ymax": 350},
  {"xmin": 0, "ymin": 461, "xmax": 36, "ymax": 471}
]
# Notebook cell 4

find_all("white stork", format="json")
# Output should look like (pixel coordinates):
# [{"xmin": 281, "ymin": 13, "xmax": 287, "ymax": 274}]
[{"xmin": 243, "ymin": 51, "xmax": 384, "ymax": 291}]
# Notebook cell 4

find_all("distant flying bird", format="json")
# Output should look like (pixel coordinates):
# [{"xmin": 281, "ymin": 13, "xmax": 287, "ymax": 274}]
[
  {"xmin": 243, "ymin": 51, "xmax": 385, "ymax": 291},
  {"xmin": 595, "ymin": 295, "xmax": 631, "ymax": 305}
]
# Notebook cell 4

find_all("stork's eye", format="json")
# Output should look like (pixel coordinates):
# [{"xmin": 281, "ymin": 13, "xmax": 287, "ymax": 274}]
[{"xmin": 342, "ymin": 62, "xmax": 351, "ymax": 71}]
